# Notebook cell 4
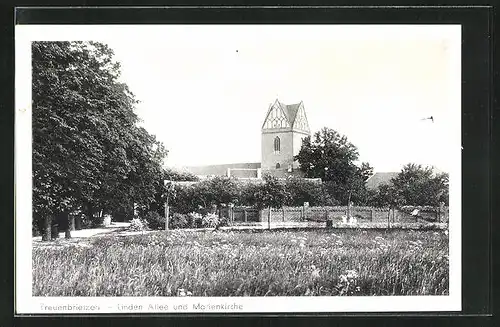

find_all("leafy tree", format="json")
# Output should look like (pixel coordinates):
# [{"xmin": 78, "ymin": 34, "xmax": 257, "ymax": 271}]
[
  {"xmin": 170, "ymin": 177, "xmax": 240, "ymax": 215},
  {"xmin": 147, "ymin": 168, "xmax": 199, "ymax": 217},
  {"xmin": 251, "ymin": 175, "xmax": 290, "ymax": 210},
  {"xmin": 284, "ymin": 177, "xmax": 337, "ymax": 206},
  {"xmin": 170, "ymin": 184, "xmax": 200, "ymax": 214},
  {"xmin": 368, "ymin": 184, "xmax": 402, "ymax": 208},
  {"xmin": 295, "ymin": 127, "xmax": 373, "ymax": 205},
  {"xmin": 164, "ymin": 168, "xmax": 199, "ymax": 182},
  {"xmin": 390, "ymin": 164, "xmax": 449, "ymax": 206},
  {"xmin": 367, "ymin": 164, "xmax": 449, "ymax": 208},
  {"xmin": 200, "ymin": 176, "xmax": 241, "ymax": 209},
  {"xmin": 32, "ymin": 41, "xmax": 167, "ymax": 239}
]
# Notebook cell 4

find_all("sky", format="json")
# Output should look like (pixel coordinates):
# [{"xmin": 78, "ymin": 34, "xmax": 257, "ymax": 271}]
[{"xmin": 22, "ymin": 25, "xmax": 461, "ymax": 173}]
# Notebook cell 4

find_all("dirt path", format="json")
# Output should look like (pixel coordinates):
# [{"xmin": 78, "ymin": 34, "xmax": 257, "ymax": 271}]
[{"xmin": 32, "ymin": 222, "xmax": 131, "ymax": 242}]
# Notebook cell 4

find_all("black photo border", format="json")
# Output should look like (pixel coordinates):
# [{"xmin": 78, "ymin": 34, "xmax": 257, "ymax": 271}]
[{"xmin": 1, "ymin": 3, "xmax": 494, "ymax": 327}]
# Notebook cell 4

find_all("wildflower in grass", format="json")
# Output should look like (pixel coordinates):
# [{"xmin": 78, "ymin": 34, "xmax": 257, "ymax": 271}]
[
  {"xmin": 346, "ymin": 270, "xmax": 358, "ymax": 279},
  {"xmin": 32, "ymin": 229, "xmax": 449, "ymax": 297},
  {"xmin": 336, "ymin": 269, "xmax": 360, "ymax": 296},
  {"xmin": 310, "ymin": 265, "xmax": 321, "ymax": 279}
]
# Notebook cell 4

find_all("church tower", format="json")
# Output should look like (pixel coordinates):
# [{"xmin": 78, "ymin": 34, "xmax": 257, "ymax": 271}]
[{"xmin": 261, "ymin": 99, "xmax": 311, "ymax": 176}]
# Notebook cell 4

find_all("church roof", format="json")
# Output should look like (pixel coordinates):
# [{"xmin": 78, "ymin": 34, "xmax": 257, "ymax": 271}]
[
  {"xmin": 261, "ymin": 99, "xmax": 310, "ymax": 132},
  {"xmin": 279, "ymin": 101, "xmax": 302, "ymax": 126},
  {"xmin": 365, "ymin": 172, "xmax": 398, "ymax": 190}
]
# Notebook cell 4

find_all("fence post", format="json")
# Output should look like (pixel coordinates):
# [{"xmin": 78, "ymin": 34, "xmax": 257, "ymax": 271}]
[
  {"xmin": 301, "ymin": 206, "xmax": 304, "ymax": 221},
  {"xmin": 164, "ymin": 200, "xmax": 169, "ymax": 231},
  {"xmin": 268, "ymin": 207, "xmax": 271, "ymax": 230},
  {"xmin": 387, "ymin": 208, "xmax": 391, "ymax": 229},
  {"xmin": 244, "ymin": 209, "xmax": 248, "ymax": 223},
  {"xmin": 439, "ymin": 202, "xmax": 445, "ymax": 223},
  {"xmin": 370, "ymin": 208, "xmax": 374, "ymax": 222},
  {"xmin": 282, "ymin": 207, "xmax": 285, "ymax": 222}
]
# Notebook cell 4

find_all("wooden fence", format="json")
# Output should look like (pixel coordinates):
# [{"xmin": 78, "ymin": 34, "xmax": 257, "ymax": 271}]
[{"xmin": 222, "ymin": 205, "xmax": 449, "ymax": 225}]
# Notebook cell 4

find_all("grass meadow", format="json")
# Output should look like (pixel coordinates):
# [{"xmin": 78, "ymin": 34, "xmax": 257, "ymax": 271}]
[{"xmin": 32, "ymin": 228, "xmax": 449, "ymax": 296}]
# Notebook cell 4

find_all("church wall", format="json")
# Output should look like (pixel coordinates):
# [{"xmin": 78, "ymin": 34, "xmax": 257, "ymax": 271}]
[
  {"xmin": 261, "ymin": 130, "xmax": 295, "ymax": 171},
  {"xmin": 292, "ymin": 130, "xmax": 310, "ymax": 169},
  {"xmin": 261, "ymin": 168, "xmax": 305, "ymax": 178}
]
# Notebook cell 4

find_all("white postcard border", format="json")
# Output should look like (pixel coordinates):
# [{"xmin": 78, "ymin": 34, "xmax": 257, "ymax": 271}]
[{"xmin": 15, "ymin": 24, "xmax": 462, "ymax": 314}]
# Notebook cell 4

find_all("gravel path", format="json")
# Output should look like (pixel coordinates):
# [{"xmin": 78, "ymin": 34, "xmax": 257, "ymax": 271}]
[{"xmin": 32, "ymin": 222, "xmax": 131, "ymax": 242}]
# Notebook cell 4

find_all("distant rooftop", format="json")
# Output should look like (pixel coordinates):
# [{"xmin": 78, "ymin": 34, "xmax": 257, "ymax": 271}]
[
  {"xmin": 365, "ymin": 172, "xmax": 398, "ymax": 190},
  {"xmin": 181, "ymin": 162, "xmax": 261, "ymax": 177}
]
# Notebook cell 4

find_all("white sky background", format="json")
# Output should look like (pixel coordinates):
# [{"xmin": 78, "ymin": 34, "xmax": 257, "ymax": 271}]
[{"xmin": 25, "ymin": 25, "xmax": 461, "ymax": 173}]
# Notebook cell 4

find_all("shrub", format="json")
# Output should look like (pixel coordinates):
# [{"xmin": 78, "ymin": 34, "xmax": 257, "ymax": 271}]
[
  {"xmin": 143, "ymin": 211, "xmax": 166, "ymax": 230},
  {"xmin": 188, "ymin": 212, "xmax": 203, "ymax": 228},
  {"xmin": 129, "ymin": 218, "xmax": 148, "ymax": 231},
  {"xmin": 218, "ymin": 216, "xmax": 229, "ymax": 227},
  {"xmin": 170, "ymin": 213, "xmax": 190, "ymax": 229},
  {"xmin": 400, "ymin": 205, "xmax": 438, "ymax": 213},
  {"xmin": 202, "ymin": 213, "xmax": 220, "ymax": 228}
]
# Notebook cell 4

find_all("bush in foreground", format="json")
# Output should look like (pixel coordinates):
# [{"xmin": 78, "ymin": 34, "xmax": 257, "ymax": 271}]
[
  {"xmin": 143, "ymin": 211, "xmax": 165, "ymax": 230},
  {"xmin": 32, "ymin": 229, "xmax": 449, "ymax": 297}
]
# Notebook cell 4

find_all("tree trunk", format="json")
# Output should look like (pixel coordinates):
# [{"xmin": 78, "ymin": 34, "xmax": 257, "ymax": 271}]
[
  {"xmin": 41, "ymin": 215, "xmax": 51, "ymax": 241},
  {"xmin": 65, "ymin": 213, "xmax": 72, "ymax": 239},
  {"xmin": 69, "ymin": 214, "xmax": 75, "ymax": 231},
  {"xmin": 86, "ymin": 203, "xmax": 94, "ymax": 226},
  {"xmin": 75, "ymin": 215, "xmax": 82, "ymax": 230}
]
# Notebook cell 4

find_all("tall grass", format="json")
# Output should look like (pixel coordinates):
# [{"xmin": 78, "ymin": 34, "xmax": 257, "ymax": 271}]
[{"xmin": 32, "ymin": 229, "xmax": 449, "ymax": 296}]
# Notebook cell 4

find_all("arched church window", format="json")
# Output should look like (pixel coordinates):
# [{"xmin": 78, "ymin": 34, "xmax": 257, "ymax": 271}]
[
  {"xmin": 274, "ymin": 136, "xmax": 280, "ymax": 153},
  {"xmin": 276, "ymin": 163, "xmax": 281, "ymax": 169}
]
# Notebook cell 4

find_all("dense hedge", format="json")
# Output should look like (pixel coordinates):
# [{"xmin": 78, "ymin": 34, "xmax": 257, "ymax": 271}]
[
  {"xmin": 156, "ymin": 175, "xmax": 448, "ymax": 219},
  {"xmin": 167, "ymin": 176, "xmax": 337, "ymax": 215}
]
